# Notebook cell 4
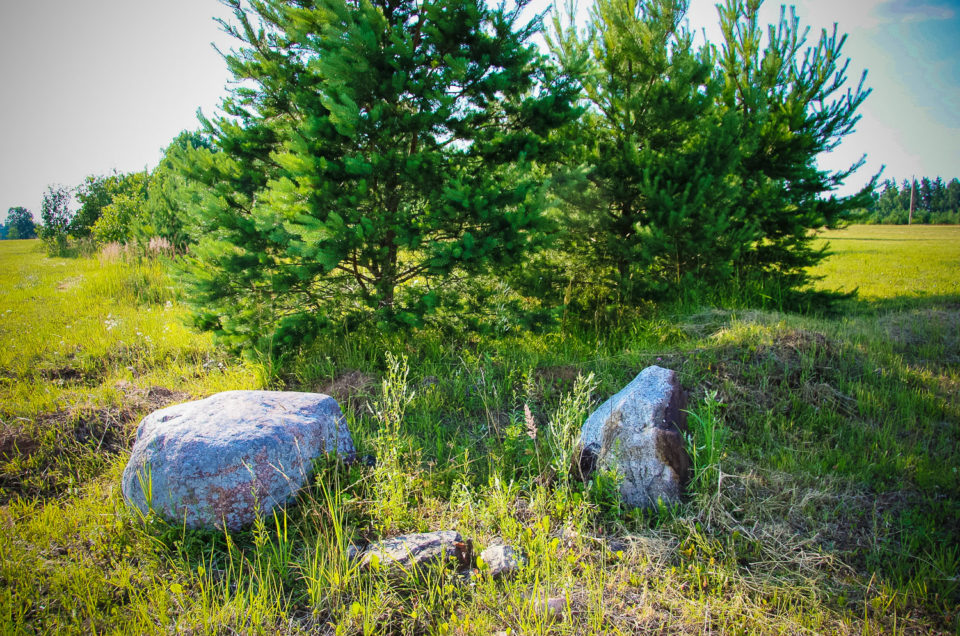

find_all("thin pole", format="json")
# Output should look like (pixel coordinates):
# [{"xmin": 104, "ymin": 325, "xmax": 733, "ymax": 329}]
[{"xmin": 909, "ymin": 176, "xmax": 916, "ymax": 225}]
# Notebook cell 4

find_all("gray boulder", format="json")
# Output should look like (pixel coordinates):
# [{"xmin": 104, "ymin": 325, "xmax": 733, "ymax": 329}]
[
  {"xmin": 361, "ymin": 531, "xmax": 463, "ymax": 570},
  {"xmin": 580, "ymin": 366, "xmax": 689, "ymax": 508},
  {"xmin": 121, "ymin": 390, "xmax": 354, "ymax": 530}
]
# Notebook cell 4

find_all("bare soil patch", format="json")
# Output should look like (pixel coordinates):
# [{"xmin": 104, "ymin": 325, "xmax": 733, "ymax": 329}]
[
  {"xmin": 0, "ymin": 385, "xmax": 188, "ymax": 503},
  {"xmin": 319, "ymin": 370, "xmax": 377, "ymax": 415},
  {"xmin": 0, "ymin": 405, "xmax": 134, "ymax": 502},
  {"xmin": 113, "ymin": 380, "xmax": 190, "ymax": 412}
]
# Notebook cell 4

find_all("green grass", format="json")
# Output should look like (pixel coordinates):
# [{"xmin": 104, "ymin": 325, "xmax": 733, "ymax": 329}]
[
  {"xmin": 0, "ymin": 240, "xmax": 260, "ymax": 502},
  {"xmin": 1, "ymin": 230, "xmax": 958, "ymax": 634},
  {"xmin": 811, "ymin": 224, "xmax": 960, "ymax": 304}
]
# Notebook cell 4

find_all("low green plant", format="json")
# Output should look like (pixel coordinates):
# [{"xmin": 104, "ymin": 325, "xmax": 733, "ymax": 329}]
[
  {"xmin": 545, "ymin": 373, "xmax": 596, "ymax": 492},
  {"xmin": 370, "ymin": 352, "xmax": 419, "ymax": 535},
  {"xmin": 685, "ymin": 389, "xmax": 728, "ymax": 495}
]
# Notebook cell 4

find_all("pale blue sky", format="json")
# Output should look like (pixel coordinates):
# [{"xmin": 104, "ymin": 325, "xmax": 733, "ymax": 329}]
[{"xmin": 1, "ymin": 0, "xmax": 958, "ymax": 223}]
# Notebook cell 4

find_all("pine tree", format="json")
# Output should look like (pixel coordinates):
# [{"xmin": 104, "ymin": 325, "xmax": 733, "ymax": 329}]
[
  {"xmin": 140, "ymin": 131, "xmax": 212, "ymax": 250},
  {"xmin": 931, "ymin": 176, "xmax": 947, "ymax": 215},
  {"xmin": 548, "ymin": 0, "xmax": 744, "ymax": 300},
  {"xmin": 717, "ymin": 0, "xmax": 876, "ymax": 290},
  {"xmin": 874, "ymin": 179, "xmax": 901, "ymax": 223},
  {"xmin": 897, "ymin": 179, "xmax": 913, "ymax": 212},
  {"xmin": 946, "ymin": 178, "xmax": 960, "ymax": 214},
  {"xmin": 919, "ymin": 177, "xmax": 934, "ymax": 216},
  {"xmin": 181, "ymin": 0, "xmax": 580, "ymax": 351}
]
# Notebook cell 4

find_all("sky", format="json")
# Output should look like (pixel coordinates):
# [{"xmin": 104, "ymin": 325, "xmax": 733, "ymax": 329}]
[
  {"xmin": 1, "ymin": 0, "xmax": 959, "ymax": 224},
  {"xmin": 0, "ymin": 0, "xmax": 235, "ymax": 222}
]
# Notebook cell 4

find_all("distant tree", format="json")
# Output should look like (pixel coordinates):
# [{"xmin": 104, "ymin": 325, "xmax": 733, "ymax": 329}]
[
  {"xmin": 947, "ymin": 178, "xmax": 960, "ymax": 213},
  {"xmin": 930, "ymin": 176, "xmax": 947, "ymax": 213},
  {"xmin": 863, "ymin": 175, "xmax": 960, "ymax": 224},
  {"xmin": 38, "ymin": 185, "xmax": 74, "ymax": 255},
  {"xmin": 91, "ymin": 171, "xmax": 149, "ymax": 244},
  {"xmin": 5, "ymin": 206, "xmax": 36, "ymax": 239},
  {"xmin": 874, "ymin": 180, "xmax": 902, "ymax": 223},
  {"xmin": 72, "ymin": 173, "xmax": 123, "ymax": 237},
  {"xmin": 919, "ymin": 177, "xmax": 934, "ymax": 216},
  {"xmin": 896, "ymin": 179, "xmax": 912, "ymax": 212},
  {"xmin": 181, "ymin": 0, "xmax": 581, "ymax": 351}
]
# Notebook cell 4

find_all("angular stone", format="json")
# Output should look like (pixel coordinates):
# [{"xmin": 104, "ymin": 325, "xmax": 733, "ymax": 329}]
[
  {"xmin": 361, "ymin": 531, "xmax": 462, "ymax": 570},
  {"xmin": 480, "ymin": 544, "xmax": 523, "ymax": 578},
  {"xmin": 580, "ymin": 365, "xmax": 690, "ymax": 508},
  {"xmin": 121, "ymin": 390, "xmax": 354, "ymax": 530}
]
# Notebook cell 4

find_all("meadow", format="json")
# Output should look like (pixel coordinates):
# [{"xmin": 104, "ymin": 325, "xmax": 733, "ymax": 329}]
[{"xmin": 0, "ymin": 225, "xmax": 957, "ymax": 634}]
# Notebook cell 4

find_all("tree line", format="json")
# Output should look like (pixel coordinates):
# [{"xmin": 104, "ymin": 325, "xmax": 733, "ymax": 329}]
[
  {"xmin": 13, "ymin": 131, "xmax": 211, "ymax": 255},
  {"xmin": 863, "ymin": 177, "xmax": 960, "ymax": 225},
  {"xmin": 0, "ymin": 207, "xmax": 37, "ymax": 240},
  {"xmin": 16, "ymin": 0, "xmax": 890, "ymax": 354}
]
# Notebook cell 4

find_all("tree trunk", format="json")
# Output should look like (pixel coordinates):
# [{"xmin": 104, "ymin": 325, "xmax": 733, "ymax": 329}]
[{"xmin": 377, "ymin": 229, "xmax": 398, "ymax": 310}]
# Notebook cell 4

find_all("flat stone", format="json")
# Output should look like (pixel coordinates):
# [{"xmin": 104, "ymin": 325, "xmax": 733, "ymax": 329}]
[
  {"xmin": 361, "ymin": 530, "xmax": 463, "ymax": 570},
  {"xmin": 121, "ymin": 390, "xmax": 354, "ymax": 530},
  {"xmin": 580, "ymin": 365, "xmax": 690, "ymax": 508}
]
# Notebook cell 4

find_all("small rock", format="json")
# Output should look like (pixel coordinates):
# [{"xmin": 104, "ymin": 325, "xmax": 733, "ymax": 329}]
[
  {"xmin": 580, "ymin": 366, "xmax": 690, "ymax": 509},
  {"xmin": 361, "ymin": 530, "xmax": 462, "ymax": 570},
  {"xmin": 346, "ymin": 544, "xmax": 363, "ymax": 562},
  {"xmin": 529, "ymin": 590, "xmax": 568, "ymax": 620},
  {"xmin": 480, "ymin": 544, "xmax": 523, "ymax": 579}
]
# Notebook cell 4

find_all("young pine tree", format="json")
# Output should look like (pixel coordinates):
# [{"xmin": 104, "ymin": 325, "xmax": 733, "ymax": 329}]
[
  {"xmin": 180, "ymin": 0, "xmax": 581, "ymax": 352},
  {"xmin": 548, "ymin": 0, "xmax": 745, "ymax": 301},
  {"xmin": 717, "ymin": 0, "xmax": 876, "ymax": 290},
  {"xmin": 139, "ymin": 131, "xmax": 213, "ymax": 250}
]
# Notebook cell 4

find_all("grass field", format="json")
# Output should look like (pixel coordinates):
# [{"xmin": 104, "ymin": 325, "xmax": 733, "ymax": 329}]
[
  {"xmin": 811, "ymin": 224, "xmax": 960, "ymax": 303},
  {"xmin": 0, "ymin": 226, "xmax": 958, "ymax": 634}
]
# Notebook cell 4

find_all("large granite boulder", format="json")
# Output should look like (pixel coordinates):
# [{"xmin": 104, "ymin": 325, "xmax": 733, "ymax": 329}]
[
  {"xmin": 122, "ymin": 390, "xmax": 354, "ymax": 530},
  {"xmin": 580, "ymin": 366, "xmax": 689, "ymax": 508}
]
